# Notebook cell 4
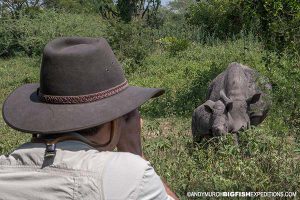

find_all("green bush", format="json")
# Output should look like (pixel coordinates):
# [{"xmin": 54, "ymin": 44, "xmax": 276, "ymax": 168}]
[
  {"xmin": 0, "ymin": 10, "xmax": 106, "ymax": 57},
  {"xmin": 103, "ymin": 20, "xmax": 155, "ymax": 71},
  {"xmin": 157, "ymin": 36, "xmax": 190, "ymax": 56},
  {"xmin": 186, "ymin": 0, "xmax": 248, "ymax": 39},
  {"xmin": 186, "ymin": 0, "xmax": 300, "ymax": 57},
  {"xmin": 244, "ymin": 0, "xmax": 300, "ymax": 57},
  {"xmin": 261, "ymin": 54, "xmax": 300, "ymax": 133}
]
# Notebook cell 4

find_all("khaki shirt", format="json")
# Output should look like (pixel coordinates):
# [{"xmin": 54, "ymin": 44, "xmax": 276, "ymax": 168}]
[{"xmin": 0, "ymin": 140, "xmax": 171, "ymax": 200}]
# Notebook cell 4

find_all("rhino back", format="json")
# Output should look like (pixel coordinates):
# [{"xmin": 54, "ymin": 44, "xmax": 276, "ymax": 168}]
[
  {"xmin": 242, "ymin": 64, "xmax": 259, "ymax": 96},
  {"xmin": 241, "ymin": 64, "xmax": 271, "ymax": 117},
  {"xmin": 224, "ymin": 63, "xmax": 249, "ymax": 99},
  {"xmin": 207, "ymin": 71, "xmax": 225, "ymax": 101},
  {"xmin": 208, "ymin": 63, "xmax": 263, "ymax": 100}
]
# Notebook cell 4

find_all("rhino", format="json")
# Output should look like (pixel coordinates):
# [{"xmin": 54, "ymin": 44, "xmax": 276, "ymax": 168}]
[
  {"xmin": 192, "ymin": 62, "xmax": 271, "ymax": 143},
  {"xmin": 208, "ymin": 62, "xmax": 270, "ymax": 129},
  {"xmin": 192, "ymin": 99, "xmax": 232, "ymax": 142}
]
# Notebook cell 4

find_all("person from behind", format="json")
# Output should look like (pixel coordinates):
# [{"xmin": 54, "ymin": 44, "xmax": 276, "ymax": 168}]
[{"xmin": 0, "ymin": 37, "xmax": 179, "ymax": 200}]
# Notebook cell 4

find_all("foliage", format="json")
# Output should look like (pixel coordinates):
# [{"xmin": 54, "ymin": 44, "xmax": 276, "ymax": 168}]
[
  {"xmin": 186, "ymin": 0, "xmax": 300, "ymax": 57},
  {"xmin": 114, "ymin": 0, "xmax": 162, "ymax": 25},
  {"xmin": 91, "ymin": 0, "xmax": 118, "ymax": 19},
  {"xmin": 116, "ymin": 0, "xmax": 138, "ymax": 22},
  {"xmin": 186, "ymin": 0, "xmax": 247, "ymax": 39},
  {"xmin": 0, "ymin": 10, "xmax": 105, "ymax": 57},
  {"xmin": 103, "ymin": 20, "xmax": 155, "ymax": 70},
  {"xmin": 43, "ymin": 0, "xmax": 95, "ymax": 13},
  {"xmin": 163, "ymin": 0, "xmax": 195, "ymax": 27},
  {"xmin": 262, "ymin": 53, "xmax": 300, "ymax": 133},
  {"xmin": 167, "ymin": 0, "xmax": 195, "ymax": 13},
  {"xmin": 157, "ymin": 36, "xmax": 190, "ymax": 56},
  {"xmin": 0, "ymin": 0, "xmax": 44, "ymax": 18},
  {"xmin": 0, "ymin": 0, "xmax": 101, "ymax": 17},
  {"xmin": 91, "ymin": 0, "xmax": 162, "ymax": 23},
  {"xmin": 244, "ymin": 0, "xmax": 300, "ymax": 57},
  {"xmin": 0, "ymin": 0, "xmax": 162, "ymax": 24}
]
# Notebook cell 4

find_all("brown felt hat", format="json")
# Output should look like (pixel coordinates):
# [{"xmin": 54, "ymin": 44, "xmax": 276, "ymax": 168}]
[{"xmin": 2, "ymin": 37, "xmax": 164, "ymax": 134}]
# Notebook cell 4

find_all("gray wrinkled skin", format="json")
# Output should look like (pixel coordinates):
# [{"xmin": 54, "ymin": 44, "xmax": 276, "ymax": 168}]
[
  {"xmin": 208, "ymin": 62, "xmax": 271, "ymax": 133},
  {"xmin": 192, "ymin": 100, "xmax": 232, "ymax": 141},
  {"xmin": 192, "ymin": 62, "xmax": 271, "ymax": 142}
]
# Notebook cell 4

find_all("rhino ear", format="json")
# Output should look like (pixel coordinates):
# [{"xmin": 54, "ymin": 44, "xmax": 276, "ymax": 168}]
[
  {"xmin": 247, "ymin": 93, "xmax": 261, "ymax": 104},
  {"xmin": 226, "ymin": 101, "xmax": 233, "ymax": 112},
  {"xmin": 204, "ymin": 100, "xmax": 215, "ymax": 113}
]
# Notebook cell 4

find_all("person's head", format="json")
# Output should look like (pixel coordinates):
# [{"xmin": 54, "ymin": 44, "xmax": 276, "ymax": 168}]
[{"xmin": 3, "ymin": 37, "xmax": 163, "ymax": 146}]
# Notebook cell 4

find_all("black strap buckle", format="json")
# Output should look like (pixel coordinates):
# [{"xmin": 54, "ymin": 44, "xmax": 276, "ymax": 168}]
[{"xmin": 45, "ymin": 143, "xmax": 56, "ymax": 158}]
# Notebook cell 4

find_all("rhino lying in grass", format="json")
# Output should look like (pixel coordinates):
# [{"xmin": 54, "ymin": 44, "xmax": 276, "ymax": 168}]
[
  {"xmin": 192, "ymin": 99, "xmax": 232, "ymax": 142},
  {"xmin": 192, "ymin": 62, "xmax": 271, "ymax": 143}
]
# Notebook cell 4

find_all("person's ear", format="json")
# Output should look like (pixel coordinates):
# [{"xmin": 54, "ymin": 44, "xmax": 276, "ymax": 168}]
[{"xmin": 95, "ymin": 119, "xmax": 121, "ymax": 152}]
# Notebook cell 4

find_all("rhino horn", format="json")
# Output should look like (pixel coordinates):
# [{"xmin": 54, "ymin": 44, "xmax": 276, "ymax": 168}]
[
  {"xmin": 220, "ymin": 90, "xmax": 232, "ymax": 103},
  {"xmin": 220, "ymin": 90, "xmax": 230, "ymax": 102},
  {"xmin": 220, "ymin": 90, "xmax": 233, "ymax": 111}
]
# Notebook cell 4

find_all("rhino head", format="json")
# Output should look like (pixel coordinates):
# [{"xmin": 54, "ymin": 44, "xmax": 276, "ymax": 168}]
[
  {"xmin": 203, "ymin": 99, "xmax": 233, "ymax": 136},
  {"xmin": 220, "ymin": 90, "xmax": 261, "ymax": 133}
]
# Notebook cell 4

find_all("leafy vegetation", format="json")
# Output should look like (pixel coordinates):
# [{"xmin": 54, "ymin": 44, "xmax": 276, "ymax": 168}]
[
  {"xmin": 186, "ymin": 0, "xmax": 246, "ymax": 38},
  {"xmin": 103, "ymin": 19, "xmax": 155, "ymax": 67},
  {"xmin": 0, "ymin": 10, "xmax": 106, "ymax": 57},
  {"xmin": 0, "ymin": 0, "xmax": 299, "ymax": 199},
  {"xmin": 157, "ymin": 37, "xmax": 190, "ymax": 56},
  {"xmin": 245, "ymin": 0, "xmax": 300, "ymax": 57}
]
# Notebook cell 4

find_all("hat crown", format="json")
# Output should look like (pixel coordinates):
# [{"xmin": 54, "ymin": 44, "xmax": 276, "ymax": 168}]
[{"xmin": 40, "ymin": 37, "xmax": 126, "ymax": 97}]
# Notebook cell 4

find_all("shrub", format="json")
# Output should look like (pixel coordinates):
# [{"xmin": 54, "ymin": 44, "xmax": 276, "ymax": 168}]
[
  {"xmin": 261, "ymin": 54, "xmax": 300, "ymax": 134},
  {"xmin": 0, "ymin": 10, "xmax": 106, "ymax": 57},
  {"xmin": 157, "ymin": 36, "xmax": 190, "ymax": 56},
  {"xmin": 244, "ymin": 0, "xmax": 300, "ymax": 57},
  {"xmin": 186, "ymin": 0, "xmax": 300, "ymax": 57},
  {"xmin": 185, "ymin": 0, "xmax": 248, "ymax": 39},
  {"xmin": 103, "ymin": 20, "xmax": 155, "ymax": 71}
]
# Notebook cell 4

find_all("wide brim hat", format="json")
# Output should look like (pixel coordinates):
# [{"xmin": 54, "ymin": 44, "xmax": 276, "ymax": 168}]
[{"xmin": 2, "ymin": 37, "xmax": 164, "ymax": 134}]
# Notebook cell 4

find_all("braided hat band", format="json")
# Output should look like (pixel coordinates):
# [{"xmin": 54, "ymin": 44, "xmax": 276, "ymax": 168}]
[{"xmin": 38, "ymin": 80, "xmax": 128, "ymax": 104}]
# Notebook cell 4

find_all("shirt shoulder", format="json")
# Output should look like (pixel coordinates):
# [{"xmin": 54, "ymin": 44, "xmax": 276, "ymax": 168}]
[{"xmin": 102, "ymin": 152, "xmax": 170, "ymax": 200}]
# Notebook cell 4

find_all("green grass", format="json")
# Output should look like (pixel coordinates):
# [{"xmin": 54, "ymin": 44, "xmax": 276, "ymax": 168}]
[{"xmin": 0, "ymin": 37, "xmax": 299, "ymax": 199}]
